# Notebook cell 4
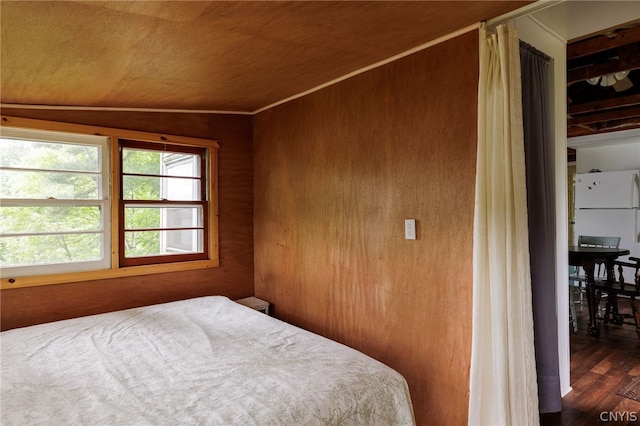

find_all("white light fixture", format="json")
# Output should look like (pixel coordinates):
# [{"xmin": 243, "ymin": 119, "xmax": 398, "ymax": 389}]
[
  {"xmin": 586, "ymin": 70, "xmax": 632, "ymax": 92},
  {"xmin": 615, "ymin": 70, "xmax": 630, "ymax": 80}
]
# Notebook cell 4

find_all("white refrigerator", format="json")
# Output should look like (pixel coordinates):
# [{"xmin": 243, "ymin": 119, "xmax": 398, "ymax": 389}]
[{"xmin": 574, "ymin": 169, "xmax": 640, "ymax": 260}]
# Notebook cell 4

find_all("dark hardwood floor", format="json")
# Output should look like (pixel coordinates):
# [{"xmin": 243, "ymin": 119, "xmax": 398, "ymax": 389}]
[{"xmin": 541, "ymin": 295, "xmax": 640, "ymax": 426}]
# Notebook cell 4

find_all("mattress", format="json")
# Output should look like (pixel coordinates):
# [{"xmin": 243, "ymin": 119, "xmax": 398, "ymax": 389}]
[{"xmin": 1, "ymin": 296, "xmax": 415, "ymax": 425}]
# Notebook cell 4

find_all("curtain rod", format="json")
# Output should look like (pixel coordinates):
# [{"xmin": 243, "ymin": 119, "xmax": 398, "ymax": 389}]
[{"xmin": 486, "ymin": 0, "xmax": 564, "ymax": 28}]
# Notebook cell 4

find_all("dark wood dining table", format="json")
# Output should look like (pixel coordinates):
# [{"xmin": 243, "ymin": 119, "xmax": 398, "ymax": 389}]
[{"xmin": 568, "ymin": 246, "xmax": 630, "ymax": 337}]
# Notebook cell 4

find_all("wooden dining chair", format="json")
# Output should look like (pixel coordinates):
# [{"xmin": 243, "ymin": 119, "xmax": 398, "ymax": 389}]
[
  {"xmin": 593, "ymin": 257, "xmax": 640, "ymax": 338},
  {"xmin": 568, "ymin": 235, "xmax": 621, "ymax": 332}
]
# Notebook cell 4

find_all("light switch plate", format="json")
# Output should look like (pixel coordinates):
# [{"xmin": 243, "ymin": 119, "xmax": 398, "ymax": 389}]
[{"xmin": 405, "ymin": 219, "xmax": 416, "ymax": 240}]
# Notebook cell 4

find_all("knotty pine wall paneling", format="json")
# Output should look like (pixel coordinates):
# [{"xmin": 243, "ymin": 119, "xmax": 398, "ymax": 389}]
[
  {"xmin": 0, "ymin": 109, "xmax": 254, "ymax": 330},
  {"xmin": 254, "ymin": 31, "xmax": 478, "ymax": 425}
]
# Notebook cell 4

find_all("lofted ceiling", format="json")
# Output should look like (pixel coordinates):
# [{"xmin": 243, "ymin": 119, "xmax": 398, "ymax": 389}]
[
  {"xmin": 0, "ymin": 1, "xmax": 530, "ymax": 113},
  {"xmin": 567, "ymin": 21, "xmax": 640, "ymax": 139}
]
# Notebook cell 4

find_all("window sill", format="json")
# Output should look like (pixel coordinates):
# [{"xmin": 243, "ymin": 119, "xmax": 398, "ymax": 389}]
[{"xmin": 0, "ymin": 258, "xmax": 220, "ymax": 290}]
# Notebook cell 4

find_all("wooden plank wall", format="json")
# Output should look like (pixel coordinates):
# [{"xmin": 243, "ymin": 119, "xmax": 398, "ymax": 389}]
[
  {"xmin": 254, "ymin": 30, "xmax": 478, "ymax": 425},
  {"xmin": 0, "ymin": 108, "xmax": 254, "ymax": 330}
]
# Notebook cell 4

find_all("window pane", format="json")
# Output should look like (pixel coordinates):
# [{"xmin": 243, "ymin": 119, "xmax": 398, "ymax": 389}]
[
  {"xmin": 122, "ymin": 149, "xmax": 200, "ymax": 177},
  {"xmin": 0, "ymin": 138, "xmax": 100, "ymax": 172},
  {"xmin": 124, "ymin": 205, "xmax": 160, "ymax": 229},
  {"xmin": 124, "ymin": 206, "xmax": 202, "ymax": 229},
  {"xmin": 163, "ymin": 153, "xmax": 200, "ymax": 177},
  {"xmin": 0, "ymin": 170, "xmax": 100, "ymax": 199},
  {"xmin": 122, "ymin": 175, "xmax": 161, "ymax": 200},
  {"xmin": 0, "ymin": 234, "xmax": 102, "ymax": 268},
  {"xmin": 124, "ymin": 230, "xmax": 203, "ymax": 257},
  {"xmin": 122, "ymin": 148, "xmax": 161, "ymax": 175},
  {"xmin": 0, "ymin": 206, "xmax": 102, "ymax": 234},
  {"xmin": 123, "ymin": 176, "xmax": 200, "ymax": 201}
]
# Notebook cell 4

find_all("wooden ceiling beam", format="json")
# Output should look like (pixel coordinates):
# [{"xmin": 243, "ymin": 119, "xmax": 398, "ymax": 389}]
[
  {"xmin": 567, "ymin": 47, "xmax": 640, "ymax": 84},
  {"xmin": 568, "ymin": 126, "xmax": 595, "ymax": 138},
  {"xmin": 568, "ymin": 117, "xmax": 640, "ymax": 137},
  {"xmin": 568, "ymin": 93, "xmax": 640, "ymax": 115},
  {"xmin": 566, "ymin": 24, "xmax": 640, "ymax": 138},
  {"xmin": 597, "ymin": 116, "xmax": 640, "ymax": 131},
  {"xmin": 568, "ymin": 25, "xmax": 640, "ymax": 60},
  {"xmin": 567, "ymin": 105, "xmax": 640, "ymax": 126}
]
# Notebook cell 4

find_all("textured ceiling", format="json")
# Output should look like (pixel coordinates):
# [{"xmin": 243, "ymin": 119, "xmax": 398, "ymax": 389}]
[{"xmin": 1, "ymin": 1, "xmax": 529, "ymax": 113}]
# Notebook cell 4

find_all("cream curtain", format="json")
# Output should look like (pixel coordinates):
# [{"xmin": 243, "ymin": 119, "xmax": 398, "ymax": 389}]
[{"xmin": 468, "ymin": 23, "xmax": 539, "ymax": 426}]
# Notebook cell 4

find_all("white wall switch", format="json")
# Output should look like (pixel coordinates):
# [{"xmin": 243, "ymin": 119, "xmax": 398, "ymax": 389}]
[{"xmin": 405, "ymin": 219, "xmax": 416, "ymax": 240}]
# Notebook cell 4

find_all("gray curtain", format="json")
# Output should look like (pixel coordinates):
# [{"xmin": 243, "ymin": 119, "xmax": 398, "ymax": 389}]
[{"xmin": 520, "ymin": 41, "xmax": 562, "ymax": 414}]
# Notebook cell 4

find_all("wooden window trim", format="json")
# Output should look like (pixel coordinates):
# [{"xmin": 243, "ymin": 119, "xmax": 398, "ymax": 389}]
[
  {"xmin": 119, "ymin": 139, "xmax": 208, "ymax": 267},
  {"xmin": 0, "ymin": 115, "xmax": 219, "ymax": 290}
]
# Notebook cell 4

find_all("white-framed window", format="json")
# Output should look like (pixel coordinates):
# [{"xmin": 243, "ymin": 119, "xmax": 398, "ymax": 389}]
[{"xmin": 0, "ymin": 127, "xmax": 110, "ymax": 277}]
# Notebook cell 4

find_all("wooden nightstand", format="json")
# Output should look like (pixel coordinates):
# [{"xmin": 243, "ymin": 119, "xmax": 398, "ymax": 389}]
[{"xmin": 235, "ymin": 297, "xmax": 270, "ymax": 315}]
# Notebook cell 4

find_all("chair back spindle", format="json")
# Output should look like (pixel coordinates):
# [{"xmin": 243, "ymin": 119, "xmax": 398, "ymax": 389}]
[{"xmin": 594, "ymin": 257, "xmax": 640, "ymax": 338}]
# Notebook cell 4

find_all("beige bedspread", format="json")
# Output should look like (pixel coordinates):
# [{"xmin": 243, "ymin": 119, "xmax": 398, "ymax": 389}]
[{"xmin": 1, "ymin": 296, "xmax": 414, "ymax": 425}]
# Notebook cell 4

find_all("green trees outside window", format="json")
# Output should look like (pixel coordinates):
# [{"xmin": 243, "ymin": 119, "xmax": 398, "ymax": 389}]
[{"xmin": 0, "ymin": 123, "xmax": 216, "ymax": 281}]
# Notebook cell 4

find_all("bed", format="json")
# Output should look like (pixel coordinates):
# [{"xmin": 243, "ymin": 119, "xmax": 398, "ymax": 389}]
[{"xmin": 1, "ymin": 296, "xmax": 415, "ymax": 425}]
